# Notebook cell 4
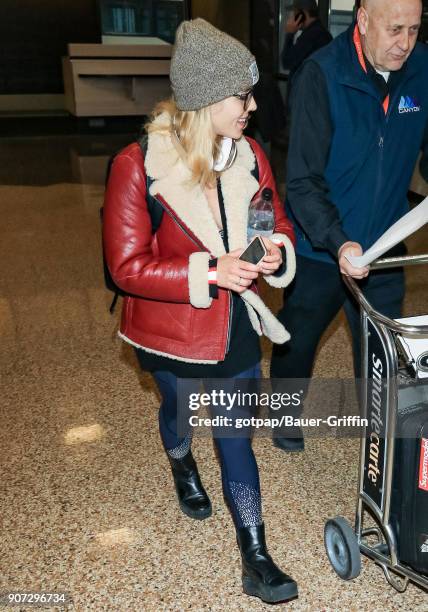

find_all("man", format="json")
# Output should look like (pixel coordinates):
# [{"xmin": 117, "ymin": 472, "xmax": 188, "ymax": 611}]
[
  {"xmin": 281, "ymin": 0, "xmax": 332, "ymax": 81},
  {"xmin": 251, "ymin": 0, "xmax": 287, "ymax": 157},
  {"xmin": 271, "ymin": 0, "xmax": 428, "ymax": 451}
]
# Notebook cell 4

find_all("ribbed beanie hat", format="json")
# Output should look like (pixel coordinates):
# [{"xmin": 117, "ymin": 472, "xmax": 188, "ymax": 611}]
[{"xmin": 170, "ymin": 18, "xmax": 259, "ymax": 111}]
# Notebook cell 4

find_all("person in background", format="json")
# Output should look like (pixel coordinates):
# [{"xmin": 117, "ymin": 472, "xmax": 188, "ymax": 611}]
[
  {"xmin": 251, "ymin": 0, "xmax": 287, "ymax": 158},
  {"xmin": 103, "ymin": 18, "xmax": 298, "ymax": 604},
  {"xmin": 281, "ymin": 0, "xmax": 332, "ymax": 81},
  {"xmin": 271, "ymin": 0, "xmax": 428, "ymax": 451}
]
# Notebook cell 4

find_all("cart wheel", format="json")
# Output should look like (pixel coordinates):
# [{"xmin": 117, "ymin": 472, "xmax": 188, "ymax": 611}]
[{"xmin": 324, "ymin": 516, "xmax": 361, "ymax": 580}]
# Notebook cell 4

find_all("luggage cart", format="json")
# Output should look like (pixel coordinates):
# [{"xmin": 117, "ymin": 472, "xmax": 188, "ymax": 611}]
[{"xmin": 324, "ymin": 254, "xmax": 428, "ymax": 593}]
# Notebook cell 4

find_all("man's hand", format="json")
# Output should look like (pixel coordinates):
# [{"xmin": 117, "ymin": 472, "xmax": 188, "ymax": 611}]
[{"xmin": 338, "ymin": 241, "xmax": 369, "ymax": 279}]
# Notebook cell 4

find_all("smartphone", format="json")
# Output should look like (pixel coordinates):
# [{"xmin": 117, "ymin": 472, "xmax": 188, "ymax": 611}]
[{"xmin": 239, "ymin": 236, "xmax": 267, "ymax": 265}]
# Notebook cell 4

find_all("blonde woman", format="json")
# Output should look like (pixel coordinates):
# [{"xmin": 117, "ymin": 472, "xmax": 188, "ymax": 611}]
[{"xmin": 103, "ymin": 18, "xmax": 297, "ymax": 603}]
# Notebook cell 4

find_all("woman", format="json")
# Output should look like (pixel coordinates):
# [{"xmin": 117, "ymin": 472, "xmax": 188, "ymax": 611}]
[{"xmin": 103, "ymin": 18, "xmax": 297, "ymax": 603}]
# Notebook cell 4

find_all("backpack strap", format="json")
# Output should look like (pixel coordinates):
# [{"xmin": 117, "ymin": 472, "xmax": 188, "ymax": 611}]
[
  {"xmin": 251, "ymin": 153, "xmax": 259, "ymax": 182},
  {"xmin": 138, "ymin": 134, "xmax": 163, "ymax": 234},
  {"xmin": 247, "ymin": 139, "xmax": 260, "ymax": 183}
]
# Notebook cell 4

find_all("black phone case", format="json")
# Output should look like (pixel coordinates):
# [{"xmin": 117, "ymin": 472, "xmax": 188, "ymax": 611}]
[
  {"xmin": 239, "ymin": 238, "xmax": 266, "ymax": 265},
  {"xmin": 295, "ymin": 10, "xmax": 305, "ymax": 25}
]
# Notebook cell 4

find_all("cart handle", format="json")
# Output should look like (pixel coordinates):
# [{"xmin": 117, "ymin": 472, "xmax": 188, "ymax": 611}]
[
  {"xmin": 343, "ymin": 254, "xmax": 428, "ymax": 335},
  {"xmin": 371, "ymin": 254, "xmax": 428, "ymax": 270}
]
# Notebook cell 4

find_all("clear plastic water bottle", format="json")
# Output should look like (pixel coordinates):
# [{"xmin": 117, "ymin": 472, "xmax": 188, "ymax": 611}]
[{"xmin": 247, "ymin": 187, "xmax": 275, "ymax": 242}]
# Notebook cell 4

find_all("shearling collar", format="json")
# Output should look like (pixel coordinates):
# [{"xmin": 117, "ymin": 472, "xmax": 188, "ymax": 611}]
[{"xmin": 144, "ymin": 113, "xmax": 259, "ymax": 257}]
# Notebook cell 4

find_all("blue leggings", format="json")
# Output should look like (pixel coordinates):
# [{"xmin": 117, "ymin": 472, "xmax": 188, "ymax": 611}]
[{"xmin": 153, "ymin": 365, "xmax": 262, "ymax": 529}]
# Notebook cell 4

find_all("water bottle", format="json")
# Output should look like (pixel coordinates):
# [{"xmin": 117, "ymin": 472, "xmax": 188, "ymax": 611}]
[{"xmin": 247, "ymin": 187, "xmax": 275, "ymax": 242}]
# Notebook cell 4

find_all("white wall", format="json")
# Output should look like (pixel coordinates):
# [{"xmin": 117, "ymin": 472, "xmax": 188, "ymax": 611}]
[{"xmin": 331, "ymin": 0, "xmax": 355, "ymax": 10}]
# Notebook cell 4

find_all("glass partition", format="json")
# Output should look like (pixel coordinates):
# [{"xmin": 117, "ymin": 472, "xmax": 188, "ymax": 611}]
[
  {"xmin": 277, "ymin": 0, "xmax": 297, "ymax": 76},
  {"xmin": 277, "ymin": 0, "xmax": 356, "ymax": 77},
  {"xmin": 329, "ymin": 0, "xmax": 355, "ymax": 38},
  {"xmin": 98, "ymin": 0, "xmax": 189, "ymax": 43}
]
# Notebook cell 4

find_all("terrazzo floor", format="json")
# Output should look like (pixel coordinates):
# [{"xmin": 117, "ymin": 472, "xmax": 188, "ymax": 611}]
[{"xmin": 0, "ymin": 132, "xmax": 427, "ymax": 611}]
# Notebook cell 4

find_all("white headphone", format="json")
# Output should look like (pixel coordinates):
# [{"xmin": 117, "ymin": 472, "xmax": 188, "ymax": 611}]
[{"xmin": 213, "ymin": 137, "xmax": 237, "ymax": 171}]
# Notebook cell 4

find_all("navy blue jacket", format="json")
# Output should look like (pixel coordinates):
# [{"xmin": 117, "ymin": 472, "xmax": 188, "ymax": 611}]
[
  {"xmin": 281, "ymin": 19, "xmax": 332, "ymax": 80},
  {"xmin": 286, "ymin": 25, "xmax": 428, "ymax": 264}
]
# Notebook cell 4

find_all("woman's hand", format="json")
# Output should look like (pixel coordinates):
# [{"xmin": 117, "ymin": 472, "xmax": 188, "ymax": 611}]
[
  {"xmin": 259, "ymin": 238, "xmax": 282, "ymax": 275},
  {"xmin": 216, "ymin": 249, "xmax": 260, "ymax": 294}
]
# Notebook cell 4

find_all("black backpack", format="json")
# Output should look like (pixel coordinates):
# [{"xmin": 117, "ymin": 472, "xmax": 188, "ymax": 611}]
[{"xmin": 102, "ymin": 137, "xmax": 260, "ymax": 313}]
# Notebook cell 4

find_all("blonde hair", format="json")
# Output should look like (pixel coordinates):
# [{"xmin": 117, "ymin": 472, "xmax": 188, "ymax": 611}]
[{"xmin": 146, "ymin": 98, "xmax": 222, "ymax": 188}]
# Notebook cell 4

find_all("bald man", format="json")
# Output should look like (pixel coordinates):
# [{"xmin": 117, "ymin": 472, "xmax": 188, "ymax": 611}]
[{"xmin": 271, "ymin": 0, "xmax": 428, "ymax": 451}]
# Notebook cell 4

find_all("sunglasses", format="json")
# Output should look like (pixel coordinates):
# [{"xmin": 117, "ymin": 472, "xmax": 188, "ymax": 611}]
[{"xmin": 233, "ymin": 89, "xmax": 254, "ymax": 111}]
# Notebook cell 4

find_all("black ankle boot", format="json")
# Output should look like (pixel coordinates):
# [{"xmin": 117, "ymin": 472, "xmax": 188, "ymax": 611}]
[
  {"xmin": 269, "ymin": 405, "xmax": 305, "ymax": 452},
  {"xmin": 273, "ymin": 426, "xmax": 305, "ymax": 452},
  {"xmin": 168, "ymin": 451, "xmax": 212, "ymax": 520},
  {"xmin": 237, "ymin": 523, "xmax": 298, "ymax": 603}
]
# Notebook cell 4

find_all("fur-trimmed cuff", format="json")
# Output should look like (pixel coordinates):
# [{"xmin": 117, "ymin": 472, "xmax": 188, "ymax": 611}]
[
  {"xmin": 263, "ymin": 233, "xmax": 296, "ymax": 289},
  {"xmin": 188, "ymin": 252, "xmax": 213, "ymax": 308},
  {"xmin": 241, "ymin": 290, "xmax": 290, "ymax": 344}
]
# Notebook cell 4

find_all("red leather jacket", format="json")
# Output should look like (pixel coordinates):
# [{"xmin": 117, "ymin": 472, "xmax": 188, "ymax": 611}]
[{"xmin": 103, "ymin": 122, "xmax": 295, "ymax": 364}]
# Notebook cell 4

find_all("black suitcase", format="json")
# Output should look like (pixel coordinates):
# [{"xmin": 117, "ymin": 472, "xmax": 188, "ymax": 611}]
[{"xmin": 390, "ymin": 400, "xmax": 428, "ymax": 575}]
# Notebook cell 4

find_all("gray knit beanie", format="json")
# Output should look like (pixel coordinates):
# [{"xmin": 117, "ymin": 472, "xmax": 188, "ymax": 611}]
[{"xmin": 170, "ymin": 18, "xmax": 259, "ymax": 111}]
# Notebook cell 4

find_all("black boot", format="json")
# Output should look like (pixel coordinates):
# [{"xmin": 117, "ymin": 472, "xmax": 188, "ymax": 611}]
[
  {"xmin": 168, "ymin": 451, "xmax": 212, "ymax": 520},
  {"xmin": 237, "ymin": 523, "xmax": 298, "ymax": 603},
  {"xmin": 269, "ymin": 405, "xmax": 305, "ymax": 452},
  {"xmin": 273, "ymin": 425, "xmax": 305, "ymax": 452},
  {"xmin": 269, "ymin": 385, "xmax": 305, "ymax": 452}
]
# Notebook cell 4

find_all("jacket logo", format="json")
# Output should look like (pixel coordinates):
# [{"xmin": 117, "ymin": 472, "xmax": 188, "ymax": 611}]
[
  {"xmin": 398, "ymin": 95, "xmax": 421, "ymax": 114},
  {"xmin": 249, "ymin": 61, "xmax": 259, "ymax": 86},
  {"xmin": 419, "ymin": 438, "xmax": 428, "ymax": 492}
]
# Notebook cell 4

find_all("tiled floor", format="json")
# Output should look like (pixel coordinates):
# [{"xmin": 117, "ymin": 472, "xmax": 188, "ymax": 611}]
[{"xmin": 0, "ymin": 129, "xmax": 427, "ymax": 611}]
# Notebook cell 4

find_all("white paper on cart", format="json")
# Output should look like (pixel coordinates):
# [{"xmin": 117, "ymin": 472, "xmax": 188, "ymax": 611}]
[
  {"xmin": 395, "ymin": 315, "xmax": 428, "ymax": 378},
  {"xmin": 346, "ymin": 196, "xmax": 428, "ymax": 268}
]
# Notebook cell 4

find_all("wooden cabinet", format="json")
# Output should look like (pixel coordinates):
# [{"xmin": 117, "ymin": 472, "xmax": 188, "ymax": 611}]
[{"xmin": 62, "ymin": 41, "xmax": 172, "ymax": 116}]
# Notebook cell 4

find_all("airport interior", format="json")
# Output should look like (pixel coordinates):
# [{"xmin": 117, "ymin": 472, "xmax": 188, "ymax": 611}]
[{"xmin": 1, "ymin": 1, "xmax": 428, "ymax": 610}]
